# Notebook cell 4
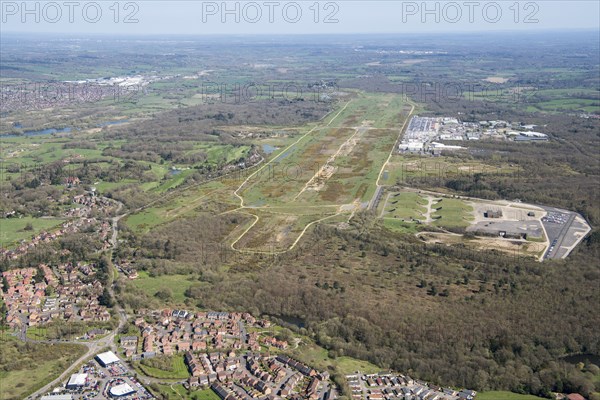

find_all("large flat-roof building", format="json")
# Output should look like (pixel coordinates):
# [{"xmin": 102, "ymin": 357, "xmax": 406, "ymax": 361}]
[
  {"xmin": 66, "ymin": 373, "xmax": 88, "ymax": 389},
  {"xmin": 109, "ymin": 383, "xmax": 136, "ymax": 397},
  {"xmin": 96, "ymin": 351, "xmax": 120, "ymax": 367}
]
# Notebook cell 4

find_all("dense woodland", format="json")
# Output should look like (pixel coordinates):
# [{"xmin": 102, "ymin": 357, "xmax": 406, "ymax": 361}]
[{"xmin": 112, "ymin": 212, "xmax": 600, "ymax": 398}]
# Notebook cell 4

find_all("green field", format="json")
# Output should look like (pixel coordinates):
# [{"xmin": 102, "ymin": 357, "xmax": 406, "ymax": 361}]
[
  {"xmin": 124, "ymin": 180, "xmax": 234, "ymax": 234},
  {"xmin": 154, "ymin": 384, "xmax": 220, "ymax": 400},
  {"xmin": 289, "ymin": 342, "xmax": 380, "ymax": 375},
  {"xmin": 382, "ymin": 218, "xmax": 423, "ymax": 234},
  {"xmin": 135, "ymin": 355, "xmax": 190, "ymax": 379},
  {"xmin": 130, "ymin": 271, "xmax": 196, "ymax": 304},
  {"xmin": 239, "ymin": 92, "xmax": 409, "ymax": 207},
  {"xmin": 431, "ymin": 198, "xmax": 474, "ymax": 228},
  {"xmin": 477, "ymin": 391, "xmax": 547, "ymax": 400},
  {"xmin": 380, "ymin": 192, "xmax": 428, "ymax": 220},
  {"xmin": 0, "ymin": 216, "xmax": 66, "ymax": 248},
  {"xmin": 335, "ymin": 356, "xmax": 382, "ymax": 375},
  {"xmin": 0, "ymin": 336, "xmax": 86, "ymax": 400},
  {"xmin": 379, "ymin": 191, "xmax": 476, "ymax": 232},
  {"xmin": 385, "ymin": 154, "xmax": 518, "ymax": 186}
]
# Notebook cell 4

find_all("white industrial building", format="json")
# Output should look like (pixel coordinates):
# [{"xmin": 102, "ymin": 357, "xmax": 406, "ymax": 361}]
[
  {"xmin": 66, "ymin": 373, "xmax": 87, "ymax": 389},
  {"xmin": 399, "ymin": 142, "xmax": 424, "ymax": 152},
  {"xmin": 429, "ymin": 142, "xmax": 465, "ymax": 151},
  {"xmin": 40, "ymin": 395, "xmax": 73, "ymax": 400},
  {"xmin": 96, "ymin": 351, "xmax": 120, "ymax": 367},
  {"xmin": 110, "ymin": 383, "xmax": 136, "ymax": 397}
]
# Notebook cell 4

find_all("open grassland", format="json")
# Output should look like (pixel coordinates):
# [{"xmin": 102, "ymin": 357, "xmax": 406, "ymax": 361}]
[
  {"xmin": 382, "ymin": 218, "xmax": 423, "ymax": 234},
  {"xmin": 135, "ymin": 355, "xmax": 190, "ymax": 380},
  {"xmin": 380, "ymin": 192, "xmax": 428, "ymax": 220},
  {"xmin": 153, "ymin": 384, "xmax": 220, "ymax": 400},
  {"xmin": 240, "ymin": 126, "xmax": 357, "ymax": 206},
  {"xmin": 124, "ymin": 180, "xmax": 237, "ymax": 234},
  {"xmin": 477, "ymin": 391, "xmax": 547, "ymax": 400},
  {"xmin": 130, "ymin": 271, "xmax": 195, "ymax": 304},
  {"xmin": 528, "ymin": 98, "xmax": 600, "ymax": 113},
  {"xmin": 385, "ymin": 154, "xmax": 519, "ymax": 187},
  {"xmin": 231, "ymin": 211, "xmax": 337, "ymax": 253},
  {"xmin": 430, "ymin": 198, "xmax": 474, "ymax": 228},
  {"xmin": 239, "ymin": 93, "xmax": 409, "ymax": 208},
  {"xmin": 289, "ymin": 341, "xmax": 380, "ymax": 375},
  {"xmin": 0, "ymin": 336, "xmax": 86, "ymax": 400},
  {"xmin": 0, "ymin": 216, "xmax": 65, "ymax": 248},
  {"xmin": 379, "ymin": 191, "xmax": 473, "ymax": 230}
]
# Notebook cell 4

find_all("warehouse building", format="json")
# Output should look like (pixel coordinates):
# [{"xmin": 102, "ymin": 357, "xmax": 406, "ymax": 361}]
[
  {"xmin": 66, "ymin": 373, "xmax": 87, "ymax": 389},
  {"xmin": 96, "ymin": 351, "xmax": 120, "ymax": 367},
  {"xmin": 109, "ymin": 383, "xmax": 136, "ymax": 397},
  {"xmin": 40, "ymin": 395, "xmax": 73, "ymax": 400}
]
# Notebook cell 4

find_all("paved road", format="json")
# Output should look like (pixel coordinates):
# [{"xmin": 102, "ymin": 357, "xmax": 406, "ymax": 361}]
[
  {"xmin": 370, "ymin": 101, "xmax": 416, "ymax": 207},
  {"xmin": 542, "ymin": 211, "xmax": 576, "ymax": 260},
  {"xmin": 27, "ymin": 200, "xmax": 129, "ymax": 400},
  {"xmin": 26, "ymin": 328, "xmax": 119, "ymax": 399}
]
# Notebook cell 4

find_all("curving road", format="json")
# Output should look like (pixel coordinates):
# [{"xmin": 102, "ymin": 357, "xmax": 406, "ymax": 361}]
[{"xmin": 27, "ymin": 199, "xmax": 129, "ymax": 400}]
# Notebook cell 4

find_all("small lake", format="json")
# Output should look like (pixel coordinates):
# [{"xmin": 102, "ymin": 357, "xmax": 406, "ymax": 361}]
[
  {"xmin": 262, "ymin": 144, "xmax": 277, "ymax": 154},
  {"xmin": 97, "ymin": 119, "xmax": 130, "ymax": 127},
  {"xmin": 2, "ymin": 127, "xmax": 72, "ymax": 137},
  {"xmin": 276, "ymin": 149, "xmax": 292, "ymax": 161}
]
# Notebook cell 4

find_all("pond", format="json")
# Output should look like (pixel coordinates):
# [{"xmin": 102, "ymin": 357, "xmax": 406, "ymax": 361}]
[
  {"xmin": 3, "ymin": 127, "xmax": 72, "ymax": 137},
  {"xmin": 97, "ymin": 119, "xmax": 130, "ymax": 127},
  {"xmin": 276, "ymin": 149, "xmax": 292, "ymax": 161},
  {"xmin": 262, "ymin": 144, "xmax": 277, "ymax": 154}
]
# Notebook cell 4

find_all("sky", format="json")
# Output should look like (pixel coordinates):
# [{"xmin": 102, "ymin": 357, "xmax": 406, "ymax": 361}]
[{"xmin": 0, "ymin": 1, "xmax": 599, "ymax": 35}]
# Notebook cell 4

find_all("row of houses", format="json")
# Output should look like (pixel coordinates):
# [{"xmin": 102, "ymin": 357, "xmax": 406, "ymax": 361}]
[
  {"xmin": 0, "ymin": 217, "xmax": 92, "ymax": 260},
  {"xmin": 1, "ymin": 263, "xmax": 110, "ymax": 328},
  {"xmin": 276, "ymin": 355, "xmax": 319, "ymax": 378},
  {"xmin": 2, "ymin": 189, "xmax": 117, "ymax": 262},
  {"xmin": 347, "ymin": 373, "xmax": 476, "ymax": 400},
  {"xmin": 126, "ymin": 308, "xmax": 283, "ymax": 359},
  {"xmin": 206, "ymin": 354, "xmax": 328, "ymax": 400},
  {"xmin": 130, "ymin": 310, "xmax": 247, "ymax": 358}
]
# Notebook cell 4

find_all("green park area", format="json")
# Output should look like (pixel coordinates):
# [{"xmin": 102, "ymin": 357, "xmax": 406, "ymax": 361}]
[
  {"xmin": 0, "ymin": 216, "xmax": 65, "ymax": 248},
  {"xmin": 0, "ymin": 336, "xmax": 86, "ymax": 400},
  {"xmin": 152, "ymin": 384, "xmax": 220, "ymax": 400},
  {"xmin": 477, "ymin": 391, "xmax": 547, "ymax": 400},
  {"xmin": 130, "ymin": 271, "xmax": 196, "ymax": 304},
  {"xmin": 135, "ymin": 355, "xmax": 190, "ymax": 380},
  {"xmin": 430, "ymin": 198, "xmax": 474, "ymax": 228}
]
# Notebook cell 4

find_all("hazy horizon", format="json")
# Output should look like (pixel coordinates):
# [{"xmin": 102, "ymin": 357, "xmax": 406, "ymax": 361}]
[{"xmin": 1, "ymin": 1, "xmax": 598, "ymax": 35}]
